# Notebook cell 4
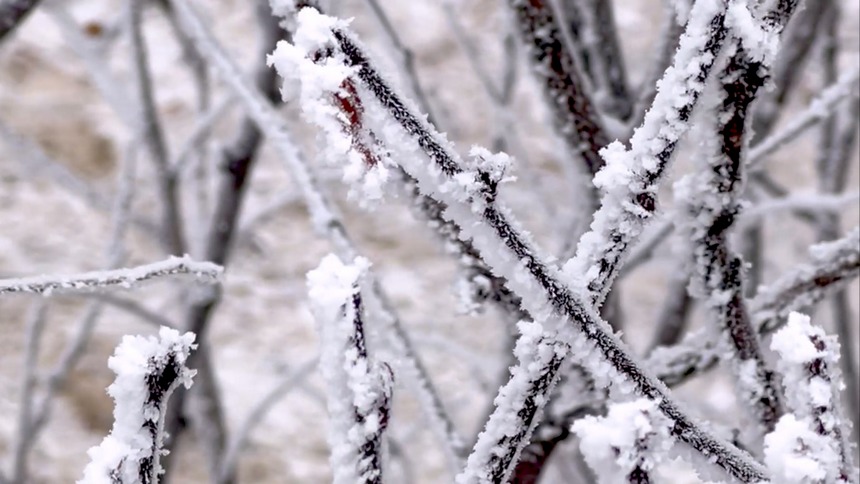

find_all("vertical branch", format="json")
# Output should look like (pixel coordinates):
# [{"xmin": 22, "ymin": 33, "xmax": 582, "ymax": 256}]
[
  {"xmin": 814, "ymin": 1, "xmax": 860, "ymax": 444},
  {"xmin": 561, "ymin": 0, "xmax": 730, "ymax": 309},
  {"xmin": 307, "ymin": 255, "xmax": 393, "ymax": 484},
  {"xmin": 9, "ymin": 301, "xmax": 48, "ymax": 484},
  {"xmin": 583, "ymin": 0, "xmax": 633, "ymax": 120},
  {"xmin": 168, "ymin": 0, "xmax": 467, "ymax": 471},
  {"xmin": 769, "ymin": 313, "xmax": 858, "ymax": 483},
  {"xmin": 79, "ymin": 328, "xmax": 197, "ymax": 484},
  {"xmin": 507, "ymin": 0, "xmax": 609, "ymax": 177},
  {"xmin": 128, "ymin": 0, "xmax": 186, "ymax": 254},
  {"xmin": 678, "ymin": 0, "xmax": 799, "ymax": 433},
  {"xmin": 159, "ymin": 5, "xmax": 284, "ymax": 482}
]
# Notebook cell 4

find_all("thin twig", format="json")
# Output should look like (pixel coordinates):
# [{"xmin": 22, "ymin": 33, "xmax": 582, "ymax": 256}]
[{"xmin": 0, "ymin": 256, "xmax": 222, "ymax": 296}]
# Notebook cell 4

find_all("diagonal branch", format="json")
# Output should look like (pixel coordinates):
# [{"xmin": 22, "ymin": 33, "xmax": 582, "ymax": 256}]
[
  {"xmin": 0, "ymin": 0, "xmax": 40, "ymax": 41},
  {"xmin": 277, "ymin": 7, "xmax": 771, "ymax": 480}
]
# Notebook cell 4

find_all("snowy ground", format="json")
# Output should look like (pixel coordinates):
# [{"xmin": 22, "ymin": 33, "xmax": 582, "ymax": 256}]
[{"xmin": 0, "ymin": 0, "xmax": 858, "ymax": 482}]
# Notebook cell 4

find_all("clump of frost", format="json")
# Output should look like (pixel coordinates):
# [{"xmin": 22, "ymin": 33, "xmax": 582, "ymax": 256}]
[
  {"xmin": 725, "ymin": 0, "xmax": 780, "ymax": 65},
  {"xmin": 764, "ymin": 415, "xmax": 837, "ymax": 484},
  {"xmin": 307, "ymin": 254, "xmax": 392, "ymax": 484},
  {"xmin": 771, "ymin": 313, "xmax": 843, "ymax": 421},
  {"xmin": 267, "ymin": 7, "xmax": 393, "ymax": 205},
  {"xmin": 572, "ymin": 398, "xmax": 675, "ymax": 484},
  {"xmin": 768, "ymin": 312, "xmax": 858, "ymax": 483},
  {"xmin": 79, "ymin": 327, "xmax": 197, "ymax": 484}
]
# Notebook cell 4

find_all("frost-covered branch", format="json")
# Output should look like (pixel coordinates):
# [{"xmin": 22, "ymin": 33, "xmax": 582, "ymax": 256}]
[
  {"xmin": 508, "ymin": 0, "xmax": 609, "ymax": 177},
  {"xmin": 753, "ymin": 227, "xmax": 860, "ymax": 334},
  {"xmin": 128, "ymin": 0, "xmax": 186, "ymax": 254},
  {"xmin": 79, "ymin": 327, "xmax": 197, "ymax": 484},
  {"xmin": 159, "ymin": 6, "xmax": 285, "ymax": 480},
  {"xmin": 170, "ymin": 0, "xmax": 466, "ymax": 469},
  {"xmin": 676, "ymin": 0, "xmax": 799, "ymax": 433},
  {"xmin": 579, "ymin": 0, "xmax": 633, "ymax": 120},
  {"xmin": 572, "ymin": 399, "xmax": 675, "ymax": 484},
  {"xmin": 767, "ymin": 313, "xmax": 858, "ymax": 484},
  {"xmin": 561, "ymin": 0, "xmax": 730, "ymax": 308},
  {"xmin": 457, "ymin": 322, "xmax": 568, "ymax": 483},
  {"xmin": 278, "ymin": 8, "xmax": 769, "ymax": 481},
  {"xmin": 647, "ymin": 227, "xmax": 860, "ymax": 387},
  {"xmin": 0, "ymin": 256, "xmax": 223, "ymax": 296},
  {"xmin": 748, "ymin": 66, "xmax": 860, "ymax": 169},
  {"xmin": 307, "ymin": 255, "xmax": 393, "ymax": 484}
]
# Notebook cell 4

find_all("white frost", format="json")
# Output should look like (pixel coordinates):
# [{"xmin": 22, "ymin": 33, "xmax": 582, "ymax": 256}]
[{"xmin": 79, "ymin": 327, "xmax": 197, "ymax": 484}]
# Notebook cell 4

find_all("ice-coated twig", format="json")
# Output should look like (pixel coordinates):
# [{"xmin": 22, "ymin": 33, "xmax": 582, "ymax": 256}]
[
  {"xmin": 169, "ymin": 0, "xmax": 467, "ymax": 469},
  {"xmin": 579, "ymin": 0, "xmax": 632, "ymax": 120},
  {"xmin": 507, "ymin": 0, "xmax": 609, "ymax": 177},
  {"xmin": 677, "ymin": 0, "xmax": 798, "ymax": 433},
  {"xmin": 748, "ymin": 66, "xmax": 860, "ymax": 169},
  {"xmin": 9, "ymin": 301, "xmax": 48, "ymax": 484},
  {"xmin": 572, "ymin": 399, "xmax": 675, "ymax": 484},
  {"xmin": 561, "ymin": 0, "xmax": 730, "ymax": 308},
  {"xmin": 753, "ymin": 228, "xmax": 860, "ymax": 333},
  {"xmin": 79, "ymin": 327, "xmax": 197, "ymax": 484},
  {"xmin": 646, "ymin": 227, "xmax": 860, "ymax": 387},
  {"xmin": 751, "ymin": 0, "xmax": 830, "ymax": 140},
  {"xmin": 307, "ymin": 255, "xmax": 393, "ymax": 484},
  {"xmin": 456, "ymin": 322, "xmax": 568, "ymax": 483},
  {"xmin": 0, "ymin": 256, "xmax": 223, "ymax": 296},
  {"xmin": 128, "ymin": 0, "xmax": 186, "ymax": 254},
  {"xmin": 768, "ymin": 313, "xmax": 858, "ymax": 483},
  {"xmin": 285, "ymin": 8, "xmax": 770, "ymax": 481}
]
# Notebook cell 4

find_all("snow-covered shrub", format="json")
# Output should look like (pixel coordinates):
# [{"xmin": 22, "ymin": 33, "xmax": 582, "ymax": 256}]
[{"xmin": 0, "ymin": 0, "xmax": 857, "ymax": 483}]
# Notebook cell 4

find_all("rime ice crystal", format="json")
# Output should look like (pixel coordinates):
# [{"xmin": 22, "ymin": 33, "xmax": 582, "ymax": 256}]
[{"xmin": 79, "ymin": 327, "xmax": 197, "ymax": 484}]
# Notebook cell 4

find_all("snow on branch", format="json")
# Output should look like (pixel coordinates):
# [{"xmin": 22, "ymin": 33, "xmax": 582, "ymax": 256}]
[
  {"xmin": 646, "ymin": 227, "xmax": 860, "ymax": 388},
  {"xmin": 674, "ymin": 0, "xmax": 799, "ymax": 434},
  {"xmin": 0, "ymin": 256, "xmax": 223, "ymax": 296},
  {"xmin": 457, "ymin": 322, "xmax": 568, "ymax": 484},
  {"xmin": 79, "ymin": 327, "xmax": 197, "ymax": 484},
  {"xmin": 572, "ymin": 399, "xmax": 675, "ymax": 484},
  {"xmin": 747, "ymin": 61, "xmax": 860, "ymax": 169},
  {"xmin": 307, "ymin": 255, "xmax": 393, "ymax": 484},
  {"xmin": 507, "ymin": 0, "xmax": 609, "ymax": 176},
  {"xmin": 170, "ymin": 0, "xmax": 466, "ymax": 470},
  {"xmin": 561, "ymin": 0, "xmax": 730, "ymax": 309},
  {"xmin": 767, "ymin": 313, "xmax": 858, "ymax": 484},
  {"xmin": 753, "ymin": 227, "xmax": 860, "ymax": 333},
  {"xmin": 279, "ymin": 7, "xmax": 769, "ymax": 482}
]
